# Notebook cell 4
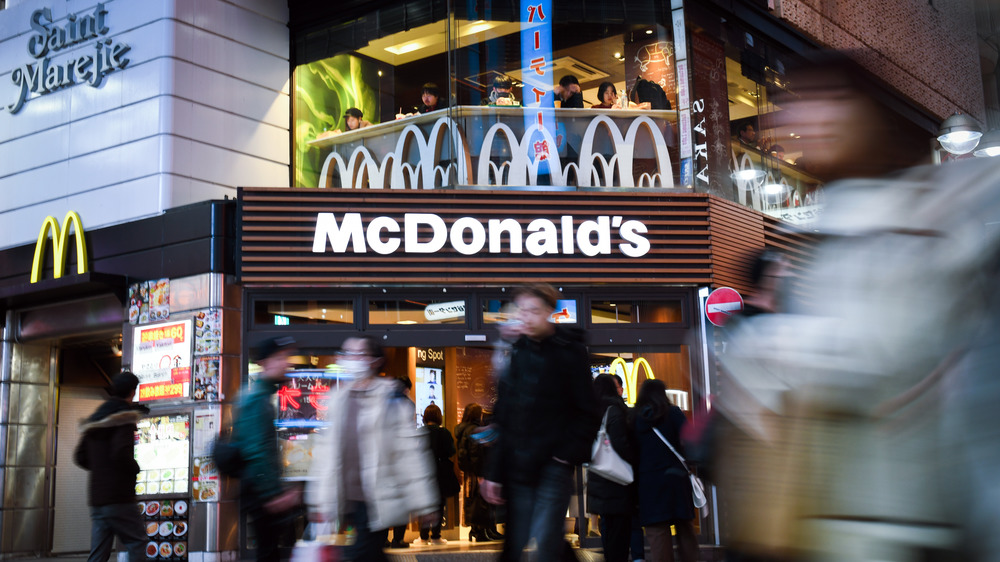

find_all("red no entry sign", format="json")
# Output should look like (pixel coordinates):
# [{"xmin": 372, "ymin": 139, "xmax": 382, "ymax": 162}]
[{"xmin": 706, "ymin": 287, "xmax": 743, "ymax": 327}]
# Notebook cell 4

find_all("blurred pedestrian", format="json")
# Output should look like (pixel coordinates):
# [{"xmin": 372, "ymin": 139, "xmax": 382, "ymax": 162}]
[
  {"xmin": 455, "ymin": 403, "xmax": 502, "ymax": 541},
  {"xmin": 481, "ymin": 283, "xmax": 602, "ymax": 561},
  {"xmin": 74, "ymin": 371, "xmax": 150, "ymax": 562},
  {"xmin": 632, "ymin": 379, "xmax": 698, "ymax": 562},
  {"xmin": 386, "ymin": 375, "xmax": 414, "ymax": 549},
  {"xmin": 413, "ymin": 404, "xmax": 460, "ymax": 546},
  {"xmin": 587, "ymin": 374, "xmax": 635, "ymax": 562},
  {"xmin": 238, "ymin": 337, "xmax": 302, "ymax": 562},
  {"xmin": 308, "ymin": 336, "xmax": 439, "ymax": 561}
]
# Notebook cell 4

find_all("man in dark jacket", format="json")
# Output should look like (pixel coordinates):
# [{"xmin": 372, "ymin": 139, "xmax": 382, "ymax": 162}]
[
  {"xmin": 239, "ymin": 336, "xmax": 301, "ymax": 562},
  {"xmin": 482, "ymin": 283, "xmax": 601, "ymax": 561},
  {"xmin": 74, "ymin": 371, "xmax": 148, "ymax": 562}
]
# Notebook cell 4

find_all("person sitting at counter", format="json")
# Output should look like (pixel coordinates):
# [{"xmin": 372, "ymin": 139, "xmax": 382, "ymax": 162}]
[
  {"xmin": 592, "ymin": 81, "xmax": 618, "ymax": 109},
  {"xmin": 554, "ymin": 74, "xmax": 584, "ymax": 108},
  {"xmin": 629, "ymin": 77, "xmax": 671, "ymax": 110},
  {"xmin": 483, "ymin": 76, "xmax": 518, "ymax": 106},
  {"xmin": 418, "ymin": 82, "xmax": 448, "ymax": 113},
  {"xmin": 344, "ymin": 107, "xmax": 371, "ymax": 131}
]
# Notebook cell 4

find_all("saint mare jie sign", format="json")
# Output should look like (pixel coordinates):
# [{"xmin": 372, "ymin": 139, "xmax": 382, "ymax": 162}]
[
  {"xmin": 4, "ymin": 3, "xmax": 131, "ymax": 114},
  {"xmin": 237, "ymin": 189, "xmax": 722, "ymax": 286}
]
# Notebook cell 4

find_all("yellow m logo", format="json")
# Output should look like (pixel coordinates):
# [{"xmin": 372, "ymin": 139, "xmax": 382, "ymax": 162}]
[
  {"xmin": 31, "ymin": 211, "xmax": 88, "ymax": 283},
  {"xmin": 609, "ymin": 357, "xmax": 655, "ymax": 406}
]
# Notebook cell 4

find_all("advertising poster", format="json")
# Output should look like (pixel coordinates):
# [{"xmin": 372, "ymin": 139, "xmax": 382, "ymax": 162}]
[
  {"xmin": 415, "ymin": 348, "xmax": 445, "ymax": 427},
  {"xmin": 132, "ymin": 320, "xmax": 193, "ymax": 401},
  {"xmin": 192, "ymin": 456, "xmax": 219, "ymax": 502},
  {"xmin": 193, "ymin": 309, "xmax": 221, "ymax": 355},
  {"xmin": 128, "ymin": 278, "xmax": 171, "ymax": 325},
  {"xmin": 192, "ymin": 357, "xmax": 219, "ymax": 402},
  {"xmin": 135, "ymin": 414, "xmax": 190, "ymax": 497}
]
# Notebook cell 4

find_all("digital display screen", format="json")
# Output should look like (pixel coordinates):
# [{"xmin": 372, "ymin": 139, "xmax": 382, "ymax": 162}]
[{"xmin": 135, "ymin": 414, "xmax": 190, "ymax": 497}]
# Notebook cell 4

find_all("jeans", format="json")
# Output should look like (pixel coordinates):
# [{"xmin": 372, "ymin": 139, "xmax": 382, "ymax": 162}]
[
  {"xmin": 88, "ymin": 504, "xmax": 147, "ymax": 562},
  {"xmin": 342, "ymin": 501, "xmax": 389, "ymax": 562},
  {"xmin": 501, "ymin": 460, "xmax": 574, "ymax": 561}
]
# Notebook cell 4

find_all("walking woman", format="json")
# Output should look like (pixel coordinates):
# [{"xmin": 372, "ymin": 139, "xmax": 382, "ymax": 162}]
[
  {"xmin": 414, "ymin": 404, "xmax": 460, "ymax": 546},
  {"xmin": 587, "ymin": 374, "xmax": 635, "ymax": 562},
  {"xmin": 632, "ymin": 379, "xmax": 698, "ymax": 562}
]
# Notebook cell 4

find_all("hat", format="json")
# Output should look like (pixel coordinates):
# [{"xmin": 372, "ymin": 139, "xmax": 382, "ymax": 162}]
[
  {"xmin": 344, "ymin": 107, "xmax": 363, "ymax": 119},
  {"xmin": 252, "ymin": 336, "xmax": 297, "ymax": 362},
  {"xmin": 109, "ymin": 371, "xmax": 139, "ymax": 398}
]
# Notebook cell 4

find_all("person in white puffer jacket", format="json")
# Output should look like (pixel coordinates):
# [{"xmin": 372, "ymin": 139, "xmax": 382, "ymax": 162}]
[{"xmin": 308, "ymin": 336, "xmax": 440, "ymax": 561}]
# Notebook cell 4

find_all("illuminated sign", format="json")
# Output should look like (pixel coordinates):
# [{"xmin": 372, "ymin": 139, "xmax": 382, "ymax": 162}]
[
  {"xmin": 550, "ymin": 299, "xmax": 576, "ymax": 323},
  {"xmin": 424, "ymin": 301, "xmax": 466, "ymax": 322},
  {"xmin": 276, "ymin": 370, "xmax": 344, "ymax": 428},
  {"xmin": 5, "ymin": 3, "xmax": 131, "ymax": 115},
  {"xmin": 312, "ymin": 213, "xmax": 650, "ymax": 257},
  {"xmin": 609, "ymin": 357, "xmax": 655, "ymax": 406},
  {"xmin": 132, "ymin": 319, "xmax": 193, "ymax": 402},
  {"xmin": 31, "ymin": 211, "xmax": 87, "ymax": 283}
]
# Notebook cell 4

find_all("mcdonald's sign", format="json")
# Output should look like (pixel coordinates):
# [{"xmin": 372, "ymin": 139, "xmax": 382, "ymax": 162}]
[
  {"xmin": 31, "ymin": 211, "xmax": 88, "ymax": 283},
  {"xmin": 609, "ymin": 357, "xmax": 655, "ymax": 406}
]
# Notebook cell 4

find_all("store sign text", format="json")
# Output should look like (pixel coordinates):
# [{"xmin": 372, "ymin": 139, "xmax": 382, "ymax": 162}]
[
  {"xmin": 6, "ymin": 3, "xmax": 131, "ymax": 114},
  {"xmin": 312, "ymin": 213, "xmax": 650, "ymax": 257}
]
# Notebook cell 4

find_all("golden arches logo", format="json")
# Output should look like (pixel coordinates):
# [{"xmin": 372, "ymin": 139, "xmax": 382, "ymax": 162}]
[
  {"xmin": 609, "ymin": 357, "xmax": 655, "ymax": 406},
  {"xmin": 31, "ymin": 211, "xmax": 88, "ymax": 283}
]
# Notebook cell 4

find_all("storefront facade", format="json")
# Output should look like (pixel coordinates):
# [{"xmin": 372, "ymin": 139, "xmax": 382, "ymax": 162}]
[{"xmin": 0, "ymin": 0, "xmax": 984, "ymax": 557}]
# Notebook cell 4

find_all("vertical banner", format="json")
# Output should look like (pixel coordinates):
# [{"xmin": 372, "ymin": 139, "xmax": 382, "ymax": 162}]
[
  {"xmin": 520, "ymin": 0, "xmax": 556, "ymax": 176},
  {"xmin": 672, "ymin": 3, "xmax": 692, "ymax": 188},
  {"xmin": 691, "ymin": 32, "xmax": 733, "ymax": 198}
]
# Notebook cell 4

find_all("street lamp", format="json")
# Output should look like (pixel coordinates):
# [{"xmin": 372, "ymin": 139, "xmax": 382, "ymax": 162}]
[
  {"xmin": 973, "ymin": 129, "xmax": 1000, "ymax": 157},
  {"xmin": 937, "ymin": 112, "xmax": 982, "ymax": 155}
]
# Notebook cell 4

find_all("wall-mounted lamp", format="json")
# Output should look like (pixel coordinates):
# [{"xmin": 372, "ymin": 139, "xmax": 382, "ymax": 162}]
[
  {"xmin": 937, "ymin": 112, "xmax": 982, "ymax": 155},
  {"xmin": 973, "ymin": 129, "xmax": 1000, "ymax": 158}
]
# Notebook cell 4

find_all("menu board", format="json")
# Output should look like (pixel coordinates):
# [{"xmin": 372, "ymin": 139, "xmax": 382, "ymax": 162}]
[
  {"xmin": 193, "ymin": 309, "xmax": 221, "ymax": 355},
  {"xmin": 135, "ymin": 415, "xmax": 190, "ymax": 497},
  {"xmin": 129, "ymin": 278, "xmax": 171, "ymax": 325},
  {"xmin": 133, "ymin": 320, "xmax": 193, "ymax": 402},
  {"xmin": 192, "ymin": 357, "xmax": 220, "ymax": 402}
]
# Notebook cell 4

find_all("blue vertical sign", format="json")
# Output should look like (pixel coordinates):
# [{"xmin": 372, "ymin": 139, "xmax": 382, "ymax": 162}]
[{"xmin": 520, "ymin": 0, "xmax": 556, "ymax": 177}]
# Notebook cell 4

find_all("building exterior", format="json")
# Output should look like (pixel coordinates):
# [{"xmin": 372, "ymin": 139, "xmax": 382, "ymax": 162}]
[{"xmin": 0, "ymin": 0, "xmax": 984, "ymax": 558}]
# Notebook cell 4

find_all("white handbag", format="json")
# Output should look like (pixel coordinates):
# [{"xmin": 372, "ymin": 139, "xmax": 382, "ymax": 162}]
[
  {"xmin": 587, "ymin": 407, "xmax": 634, "ymax": 485},
  {"xmin": 652, "ymin": 427, "xmax": 709, "ymax": 518}
]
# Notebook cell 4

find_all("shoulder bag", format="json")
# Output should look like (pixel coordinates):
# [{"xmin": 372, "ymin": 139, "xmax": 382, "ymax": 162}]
[
  {"xmin": 652, "ymin": 427, "xmax": 709, "ymax": 518},
  {"xmin": 586, "ymin": 407, "xmax": 633, "ymax": 485}
]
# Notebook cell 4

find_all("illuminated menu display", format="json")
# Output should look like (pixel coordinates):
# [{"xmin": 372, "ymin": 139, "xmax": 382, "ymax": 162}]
[
  {"xmin": 132, "ymin": 320, "xmax": 192, "ymax": 401},
  {"xmin": 135, "ymin": 414, "xmax": 190, "ymax": 497}
]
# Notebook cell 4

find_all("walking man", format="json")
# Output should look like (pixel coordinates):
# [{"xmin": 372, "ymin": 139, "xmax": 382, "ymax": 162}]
[
  {"xmin": 74, "ymin": 371, "xmax": 148, "ymax": 562},
  {"xmin": 481, "ymin": 283, "xmax": 601, "ymax": 560}
]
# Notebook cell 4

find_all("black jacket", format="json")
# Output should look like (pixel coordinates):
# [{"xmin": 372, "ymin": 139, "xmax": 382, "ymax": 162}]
[
  {"xmin": 486, "ymin": 326, "xmax": 601, "ymax": 486},
  {"xmin": 455, "ymin": 420, "xmax": 485, "ymax": 476},
  {"xmin": 586, "ymin": 395, "xmax": 635, "ymax": 515},
  {"xmin": 634, "ymin": 405, "xmax": 694, "ymax": 524},
  {"xmin": 426, "ymin": 423, "xmax": 459, "ymax": 498},
  {"xmin": 73, "ymin": 398, "xmax": 143, "ymax": 506}
]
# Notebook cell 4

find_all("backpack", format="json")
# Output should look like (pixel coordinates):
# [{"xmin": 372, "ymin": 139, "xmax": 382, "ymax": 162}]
[{"xmin": 212, "ymin": 435, "xmax": 244, "ymax": 477}]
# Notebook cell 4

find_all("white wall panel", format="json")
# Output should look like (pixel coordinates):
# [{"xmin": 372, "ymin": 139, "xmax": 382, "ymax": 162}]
[{"xmin": 0, "ymin": 0, "xmax": 290, "ymax": 251}]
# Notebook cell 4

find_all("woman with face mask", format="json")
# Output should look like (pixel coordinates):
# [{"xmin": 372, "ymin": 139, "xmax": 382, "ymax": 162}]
[{"xmin": 307, "ymin": 336, "xmax": 441, "ymax": 561}]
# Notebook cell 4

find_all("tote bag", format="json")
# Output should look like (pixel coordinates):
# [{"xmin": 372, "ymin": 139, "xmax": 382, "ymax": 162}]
[{"xmin": 587, "ymin": 407, "xmax": 633, "ymax": 485}]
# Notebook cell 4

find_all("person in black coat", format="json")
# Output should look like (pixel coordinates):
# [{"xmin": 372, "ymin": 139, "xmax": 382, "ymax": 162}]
[
  {"xmin": 632, "ymin": 378, "xmax": 698, "ymax": 562},
  {"xmin": 415, "ymin": 404, "xmax": 459, "ymax": 545},
  {"xmin": 587, "ymin": 374, "xmax": 635, "ymax": 562},
  {"xmin": 455, "ymin": 403, "xmax": 504, "ymax": 542},
  {"xmin": 481, "ymin": 283, "xmax": 602, "ymax": 562},
  {"xmin": 74, "ymin": 371, "xmax": 150, "ymax": 562}
]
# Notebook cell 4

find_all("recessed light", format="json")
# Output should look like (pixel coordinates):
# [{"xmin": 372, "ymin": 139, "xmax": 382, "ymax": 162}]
[
  {"xmin": 614, "ymin": 52, "xmax": 622, "ymax": 58},
  {"xmin": 397, "ymin": 320, "xmax": 418, "ymax": 325},
  {"xmin": 645, "ymin": 29, "xmax": 653, "ymax": 35}
]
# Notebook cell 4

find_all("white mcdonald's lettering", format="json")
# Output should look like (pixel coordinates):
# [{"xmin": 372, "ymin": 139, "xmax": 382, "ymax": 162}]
[
  {"xmin": 610, "ymin": 357, "xmax": 655, "ymax": 406},
  {"xmin": 31, "ymin": 210, "xmax": 88, "ymax": 283},
  {"xmin": 311, "ymin": 213, "xmax": 650, "ymax": 257}
]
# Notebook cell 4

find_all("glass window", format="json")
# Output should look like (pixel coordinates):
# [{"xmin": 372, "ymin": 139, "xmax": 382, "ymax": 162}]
[
  {"xmin": 590, "ymin": 349, "xmax": 691, "ymax": 407},
  {"xmin": 292, "ymin": 2, "xmax": 682, "ymax": 190},
  {"xmin": 590, "ymin": 299, "xmax": 682, "ymax": 324},
  {"xmin": 253, "ymin": 300, "xmax": 354, "ymax": 326},
  {"xmin": 369, "ymin": 298, "xmax": 467, "ymax": 325},
  {"xmin": 482, "ymin": 298, "xmax": 578, "ymax": 324}
]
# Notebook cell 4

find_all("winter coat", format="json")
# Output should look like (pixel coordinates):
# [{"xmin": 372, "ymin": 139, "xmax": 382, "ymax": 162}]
[
  {"xmin": 486, "ymin": 326, "xmax": 601, "ymax": 486},
  {"xmin": 308, "ymin": 376, "xmax": 439, "ymax": 530},
  {"xmin": 236, "ymin": 379, "xmax": 286, "ymax": 509},
  {"xmin": 73, "ymin": 398, "xmax": 143, "ymax": 506},
  {"xmin": 455, "ymin": 420, "xmax": 485, "ymax": 477},
  {"xmin": 426, "ymin": 423, "xmax": 460, "ymax": 499},
  {"xmin": 586, "ymin": 395, "xmax": 635, "ymax": 515},
  {"xmin": 634, "ymin": 405, "xmax": 694, "ymax": 524}
]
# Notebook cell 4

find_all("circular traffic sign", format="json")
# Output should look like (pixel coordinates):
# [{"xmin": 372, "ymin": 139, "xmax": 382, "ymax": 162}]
[{"xmin": 705, "ymin": 287, "xmax": 744, "ymax": 327}]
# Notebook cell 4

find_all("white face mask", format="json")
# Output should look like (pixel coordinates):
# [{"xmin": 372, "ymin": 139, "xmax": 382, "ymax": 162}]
[{"xmin": 338, "ymin": 359, "xmax": 371, "ymax": 377}]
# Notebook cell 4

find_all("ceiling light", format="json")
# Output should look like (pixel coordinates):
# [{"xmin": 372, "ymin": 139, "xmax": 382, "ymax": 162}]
[
  {"xmin": 386, "ymin": 41, "xmax": 423, "ymax": 55},
  {"xmin": 613, "ymin": 52, "xmax": 621, "ymax": 59},
  {"xmin": 465, "ymin": 20, "xmax": 497, "ymax": 35},
  {"xmin": 763, "ymin": 183, "xmax": 785, "ymax": 194},
  {"xmin": 973, "ymin": 129, "xmax": 1000, "ymax": 157},
  {"xmin": 937, "ymin": 112, "xmax": 982, "ymax": 155},
  {"xmin": 645, "ymin": 29, "xmax": 653, "ymax": 35},
  {"xmin": 397, "ymin": 320, "xmax": 418, "ymax": 325},
  {"xmin": 731, "ymin": 169, "xmax": 766, "ymax": 182}
]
